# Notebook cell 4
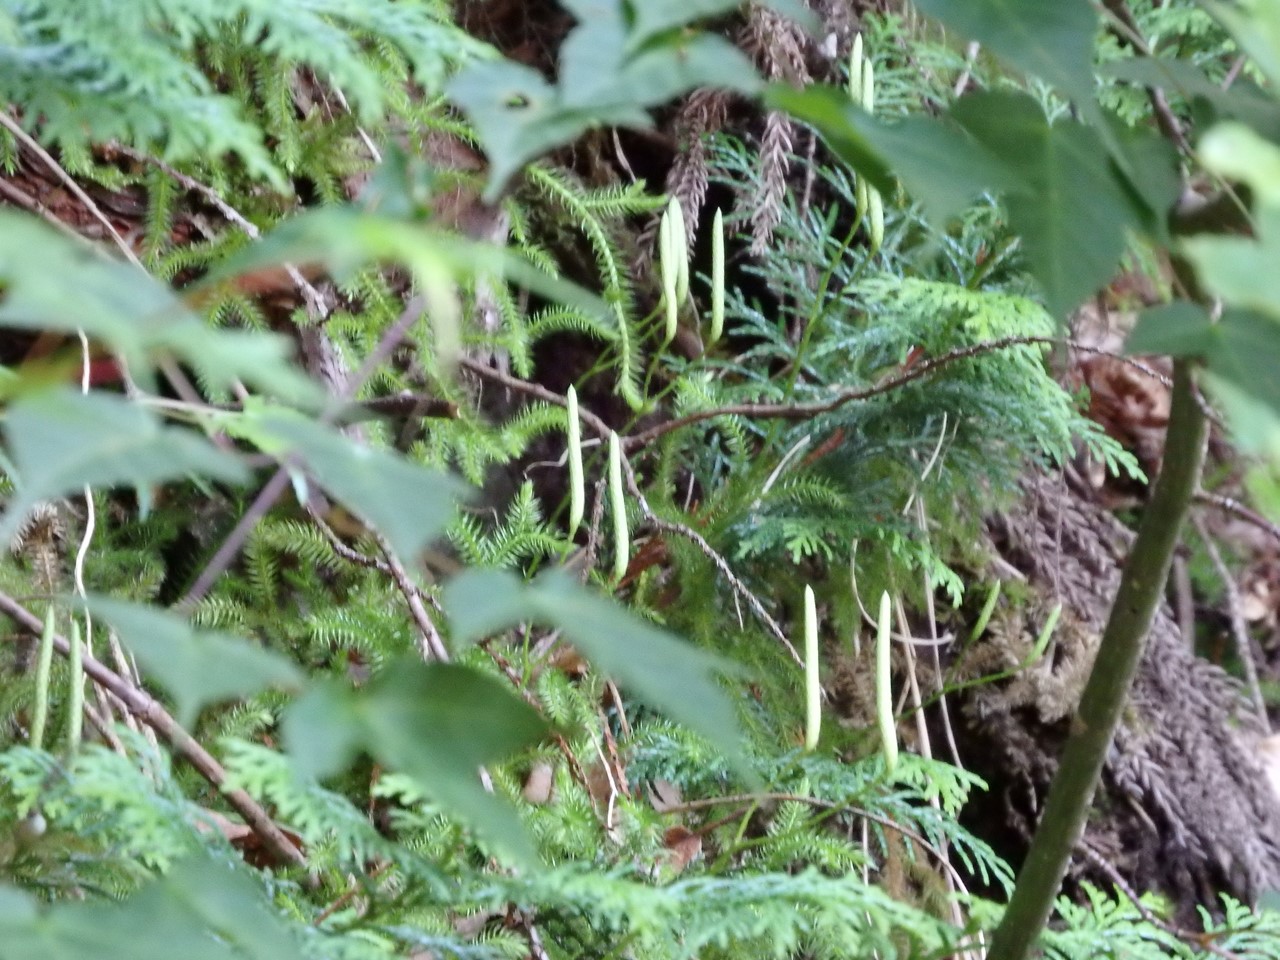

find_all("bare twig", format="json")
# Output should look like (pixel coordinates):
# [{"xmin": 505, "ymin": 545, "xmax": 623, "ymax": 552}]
[
  {"xmin": 178, "ymin": 298, "xmax": 427, "ymax": 609},
  {"xmin": 115, "ymin": 145, "xmax": 331, "ymax": 318},
  {"xmin": 0, "ymin": 111, "xmax": 143, "ymax": 267},
  {"xmin": 624, "ymin": 337, "xmax": 1178, "ymax": 451},
  {"xmin": 176, "ymin": 466, "xmax": 295, "ymax": 611},
  {"xmin": 376, "ymin": 533, "xmax": 450, "ymax": 662},
  {"xmin": 0, "ymin": 589, "xmax": 306, "ymax": 868},
  {"xmin": 0, "ymin": 178, "xmax": 92, "ymax": 241},
  {"xmin": 1196, "ymin": 490, "xmax": 1280, "ymax": 548},
  {"xmin": 1078, "ymin": 842, "xmax": 1243, "ymax": 960},
  {"xmin": 1193, "ymin": 516, "xmax": 1270, "ymax": 730},
  {"xmin": 1098, "ymin": 0, "xmax": 1191, "ymax": 153}
]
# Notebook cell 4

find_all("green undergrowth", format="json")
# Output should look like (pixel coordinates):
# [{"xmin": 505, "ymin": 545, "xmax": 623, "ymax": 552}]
[{"xmin": 0, "ymin": 2, "xmax": 1277, "ymax": 959}]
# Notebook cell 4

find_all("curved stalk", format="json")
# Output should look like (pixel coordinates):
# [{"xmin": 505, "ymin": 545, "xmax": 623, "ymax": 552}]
[{"xmin": 986, "ymin": 359, "xmax": 1207, "ymax": 960}]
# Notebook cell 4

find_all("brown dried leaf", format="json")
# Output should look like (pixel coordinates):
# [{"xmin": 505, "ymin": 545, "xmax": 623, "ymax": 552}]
[{"xmin": 662, "ymin": 825, "xmax": 702, "ymax": 874}]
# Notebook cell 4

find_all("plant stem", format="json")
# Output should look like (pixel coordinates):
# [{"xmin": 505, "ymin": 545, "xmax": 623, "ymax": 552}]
[{"xmin": 985, "ymin": 359, "xmax": 1207, "ymax": 960}]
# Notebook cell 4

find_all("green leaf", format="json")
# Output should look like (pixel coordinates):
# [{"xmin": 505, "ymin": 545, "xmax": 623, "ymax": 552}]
[
  {"xmin": 449, "ymin": 62, "xmax": 633, "ymax": 197},
  {"xmin": 445, "ymin": 568, "xmax": 745, "ymax": 771},
  {"xmin": 1102, "ymin": 58, "xmax": 1280, "ymax": 141},
  {"xmin": 764, "ymin": 85, "xmax": 896, "ymax": 195},
  {"xmin": 442, "ymin": 568, "xmax": 530, "ymax": 641},
  {"xmin": 626, "ymin": 0, "xmax": 740, "ymax": 44},
  {"xmin": 1205, "ymin": 371, "xmax": 1280, "ymax": 462},
  {"xmin": 913, "ymin": 0, "xmax": 1099, "ymax": 115},
  {"xmin": 951, "ymin": 92, "xmax": 1140, "ymax": 317},
  {"xmin": 450, "ymin": 1, "xmax": 758, "ymax": 200},
  {"xmin": 209, "ymin": 208, "xmax": 612, "ymax": 332},
  {"xmin": 1183, "ymin": 209, "xmax": 1280, "ymax": 319},
  {"xmin": 0, "ymin": 389, "xmax": 247, "ymax": 545},
  {"xmin": 1104, "ymin": 121, "xmax": 1180, "ymax": 239},
  {"xmin": 250, "ymin": 409, "xmax": 465, "ymax": 563},
  {"xmin": 0, "ymin": 858, "xmax": 306, "ymax": 960},
  {"xmin": 0, "ymin": 213, "xmax": 317, "ymax": 402},
  {"xmin": 279, "ymin": 680, "xmax": 365, "ymax": 782},
  {"xmin": 1133, "ymin": 303, "xmax": 1280, "ymax": 418},
  {"xmin": 1202, "ymin": 0, "xmax": 1280, "ymax": 88},
  {"xmin": 1127, "ymin": 302, "xmax": 1214, "ymax": 357},
  {"xmin": 85, "ymin": 598, "xmax": 303, "ymax": 728},
  {"xmin": 1202, "ymin": 309, "xmax": 1280, "ymax": 414},
  {"xmin": 771, "ymin": 84, "xmax": 1014, "ymax": 226},
  {"xmin": 534, "ymin": 571, "xmax": 743, "ymax": 763},
  {"xmin": 1199, "ymin": 122, "xmax": 1280, "ymax": 208},
  {"xmin": 282, "ymin": 659, "xmax": 548, "ymax": 865}
]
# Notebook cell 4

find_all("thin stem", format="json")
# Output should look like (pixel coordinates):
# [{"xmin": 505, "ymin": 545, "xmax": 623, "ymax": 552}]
[
  {"xmin": 0, "ymin": 589, "xmax": 307, "ymax": 868},
  {"xmin": 985, "ymin": 360, "xmax": 1207, "ymax": 960}
]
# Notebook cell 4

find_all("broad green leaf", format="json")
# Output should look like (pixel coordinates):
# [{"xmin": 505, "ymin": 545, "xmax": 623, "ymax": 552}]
[
  {"xmin": 1183, "ymin": 209, "xmax": 1280, "ymax": 319},
  {"xmin": 250, "ymin": 409, "xmax": 465, "ymax": 562},
  {"xmin": 449, "ymin": 0, "xmax": 759, "ymax": 199},
  {"xmin": 626, "ymin": 0, "xmax": 740, "ymax": 43},
  {"xmin": 913, "ymin": 0, "xmax": 1099, "ymax": 117},
  {"xmin": 951, "ymin": 93, "xmax": 1141, "ymax": 317},
  {"xmin": 1201, "ymin": 309, "xmax": 1280, "ymax": 414},
  {"xmin": 764, "ymin": 85, "xmax": 896, "ymax": 196},
  {"xmin": 622, "ymin": 35, "xmax": 760, "ymax": 103},
  {"xmin": 0, "ymin": 389, "xmax": 247, "ymax": 545},
  {"xmin": 208, "ymin": 208, "xmax": 612, "ymax": 332},
  {"xmin": 441, "ymin": 568, "xmax": 531, "ymax": 641},
  {"xmin": 533, "ymin": 571, "xmax": 743, "ymax": 765},
  {"xmin": 445, "ymin": 568, "xmax": 745, "ymax": 771},
  {"xmin": 279, "ymin": 680, "xmax": 364, "ymax": 782},
  {"xmin": 0, "ymin": 857, "xmax": 305, "ymax": 960},
  {"xmin": 1105, "ymin": 121, "xmax": 1180, "ymax": 239},
  {"xmin": 1199, "ymin": 122, "xmax": 1280, "ymax": 207},
  {"xmin": 86, "ymin": 598, "xmax": 302, "ymax": 728},
  {"xmin": 1207, "ymin": 369, "xmax": 1280, "ymax": 461},
  {"xmin": 0, "ymin": 213, "xmax": 317, "ymax": 402},
  {"xmin": 1127, "ymin": 302, "xmax": 1214, "ymax": 357},
  {"xmin": 1103, "ymin": 58, "xmax": 1280, "ymax": 141},
  {"xmin": 625, "ymin": 0, "xmax": 821, "ymax": 47},
  {"xmin": 1134, "ymin": 303, "xmax": 1280, "ymax": 416},
  {"xmin": 282, "ymin": 659, "xmax": 548, "ymax": 865},
  {"xmin": 770, "ymin": 84, "xmax": 1010, "ymax": 225},
  {"xmin": 449, "ymin": 61, "xmax": 640, "ymax": 196},
  {"xmin": 1202, "ymin": 0, "xmax": 1280, "ymax": 88}
]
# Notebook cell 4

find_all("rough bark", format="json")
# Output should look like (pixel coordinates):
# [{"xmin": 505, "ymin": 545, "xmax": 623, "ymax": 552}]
[{"xmin": 959, "ymin": 467, "xmax": 1280, "ymax": 920}]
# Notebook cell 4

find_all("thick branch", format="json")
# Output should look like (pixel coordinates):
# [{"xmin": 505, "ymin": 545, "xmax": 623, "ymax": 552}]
[
  {"xmin": 985, "ymin": 359, "xmax": 1207, "ymax": 960},
  {"xmin": 0, "ymin": 590, "xmax": 307, "ymax": 869}
]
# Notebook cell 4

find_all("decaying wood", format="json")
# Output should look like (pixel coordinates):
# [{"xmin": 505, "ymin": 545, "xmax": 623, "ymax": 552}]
[{"xmin": 962, "ymin": 468, "xmax": 1280, "ymax": 916}]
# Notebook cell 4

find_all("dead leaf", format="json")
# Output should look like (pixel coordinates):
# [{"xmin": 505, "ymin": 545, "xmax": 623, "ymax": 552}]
[
  {"xmin": 648, "ymin": 778, "xmax": 683, "ymax": 812},
  {"xmin": 522, "ymin": 762, "xmax": 555, "ymax": 805},
  {"xmin": 662, "ymin": 825, "xmax": 702, "ymax": 873}
]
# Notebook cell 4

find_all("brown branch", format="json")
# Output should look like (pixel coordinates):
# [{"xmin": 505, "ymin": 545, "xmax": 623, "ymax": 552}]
[
  {"xmin": 463, "ymin": 337, "xmax": 1177, "ymax": 450},
  {"xmin": 376, "ymin": 533, "xmax": 450, "ymax": 662},
  {"xmin": 624, "ymin": 337, "xmax": 1179, "ymax": 450},
  {"xmin": 177, "ymin": 299, "xmax": 427, "ymax": 610},
  {"xmin": 1196, "ymin": 490, "xmax": 1280, "ymax": 548},
  {"xmin": 0, "ymin": 589, "xmax": 307, "ymax": 869},
  {"xmin": 1077, "ymin": 842, "xmax": 1244, "ymax": 960},
  {"xmin": 1098, "ymin": 0, "xmax": 1191, "ymax": 154}
]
